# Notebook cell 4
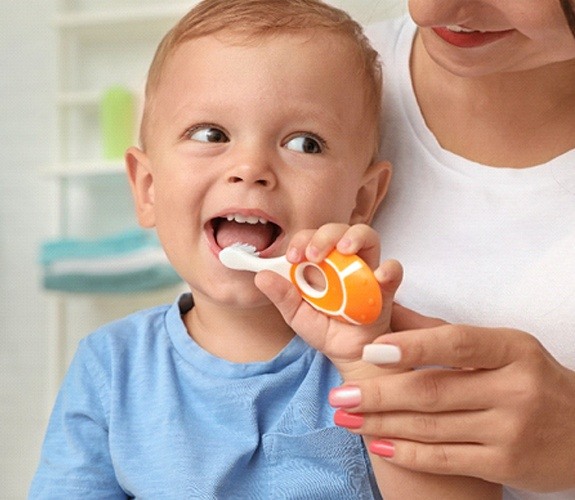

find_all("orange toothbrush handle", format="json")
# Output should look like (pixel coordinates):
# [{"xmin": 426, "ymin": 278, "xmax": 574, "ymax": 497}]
[{"xmin": 289, "ymin": 249, "xmax": 382, "ymax": 325}]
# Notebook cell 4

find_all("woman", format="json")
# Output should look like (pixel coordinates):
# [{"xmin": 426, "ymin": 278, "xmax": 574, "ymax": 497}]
[{"xmin": 329, "ymin": 0, "xmax": 575, "ymax": 498}]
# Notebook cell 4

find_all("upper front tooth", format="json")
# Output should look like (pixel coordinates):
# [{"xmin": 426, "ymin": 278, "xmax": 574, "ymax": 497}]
[
  {"xmin": 226, "ymin": 214, "xmax": 267, "ymax": 224},
  {"xmin": 446, "ymin": 25, "xmax": 477, "ymax": 33}
]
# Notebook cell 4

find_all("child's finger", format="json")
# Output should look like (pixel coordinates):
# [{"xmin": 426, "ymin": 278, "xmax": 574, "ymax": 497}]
[
  {"xmin": 335, "ymin": 224, "xmax": 381, "ymax": 268},
  {"xmin": 287, "ymin": 223, "xmax": 382, "ymax": 270},
  {"xmin": 375, "ymin": 259, "xmax": 403, "ymax": 327},
  {"xmin": 305, "ymin": 223, "xmax": 354, "ymax": 262},
  {"xmin": 335, "ymin": 223, "xmax": 380, "ymax": 253},
  {"xmin": 375, "ymin": 259, "xmax": 403, "ymax": 296},
  {"xmin": 286, "ymin": 229, "xmax": 317, "ymax": 263}
]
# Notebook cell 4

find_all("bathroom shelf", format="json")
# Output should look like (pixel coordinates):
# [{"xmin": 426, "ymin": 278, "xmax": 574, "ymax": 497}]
[
  {"xmin": 42, "ymin": 160, "xmax": 125, "ymax": 178},
  {"xmin": 54, "ymin": 3, "xmax": 190, "ymax": 34},
  {"xmin": 54, "ymin": 2, "xmax": 190, "ymax": 41},
  {"xmin": 57, "ymin": 90, "xmax": 100, "ymax": 107},
  {"xmin": 44, "ymin": 0, "xmax": 197, "ymax": 402}
]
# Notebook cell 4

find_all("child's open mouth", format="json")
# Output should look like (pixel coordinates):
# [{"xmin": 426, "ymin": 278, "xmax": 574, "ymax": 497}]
[{"xmin": 211, "ymin": 214, "xmax": 282, "ymax": 253}]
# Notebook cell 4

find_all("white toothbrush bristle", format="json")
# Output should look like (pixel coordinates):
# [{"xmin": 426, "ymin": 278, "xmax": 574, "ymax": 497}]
[
  {"xmin": 219, "ymin": 243, "xmax": 260, "ymax": 271},
  {"xmin": 219, "ymin": 244, "xmax": 291, "ymax": 277},
  {"xmin": 228, "ymin": 242, "xmax": 259, "ymax": 255}
]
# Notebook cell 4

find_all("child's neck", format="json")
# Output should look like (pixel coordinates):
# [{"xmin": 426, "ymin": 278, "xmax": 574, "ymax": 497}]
[{"xmin": 183, "ymin": 298, "xmax": 295, "ymax": 363}]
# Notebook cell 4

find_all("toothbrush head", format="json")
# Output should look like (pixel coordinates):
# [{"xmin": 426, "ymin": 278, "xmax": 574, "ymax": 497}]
[
  {"xmin": 218, "ymin": 243, "xmax": 260, "ymax": 271},
  {"xmin": 227, "ymin": 242, "xmax": 259, "ymax": 255}
]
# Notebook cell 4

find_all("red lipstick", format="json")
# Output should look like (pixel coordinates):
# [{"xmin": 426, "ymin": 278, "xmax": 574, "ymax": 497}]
[{"xmin": 432, "ymin": 26, "xmax": 513, "ymax": 48}]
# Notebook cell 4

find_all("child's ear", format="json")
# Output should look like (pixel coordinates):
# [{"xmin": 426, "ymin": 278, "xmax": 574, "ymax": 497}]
[
  {"xmin": 125, "ymin": 146, "xmax": 156, "ymax": 228},
  {"xmin": 350, "ymin": 160, "xmax": 392, "ymax": 224}
]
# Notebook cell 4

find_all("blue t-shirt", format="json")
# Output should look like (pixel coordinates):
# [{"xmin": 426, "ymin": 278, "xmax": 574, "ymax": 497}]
[{"xmin": 30, "ymin": 294, "xmax": 379, "ymax": 499}]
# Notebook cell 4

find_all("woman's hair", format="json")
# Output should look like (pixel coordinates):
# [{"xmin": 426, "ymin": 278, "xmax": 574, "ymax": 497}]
[
  {"xmin": 140, "ymin": 0, "xmax": 382, "ymax": 150},
  {"xmin": 561, "ymin": 0, "xmax": 575, "ymax": 37}
]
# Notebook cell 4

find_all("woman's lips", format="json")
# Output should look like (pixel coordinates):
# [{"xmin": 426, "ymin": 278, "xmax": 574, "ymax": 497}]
[{"xmin": 432, "ymin": 26, "xmax": 514, "ymax": 48}]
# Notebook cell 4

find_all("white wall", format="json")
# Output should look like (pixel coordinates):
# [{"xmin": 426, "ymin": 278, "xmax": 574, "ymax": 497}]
[
  {"xmin": 0, "ymin": 1, "xmax": 406, "ymax": 497},
  {"xmin": 0, "ymin": 0, "xmax": 57, "ymax": 497},
  {"xmin": 332, "ymin": 0, "xmax": 406, "ymax": 21}
]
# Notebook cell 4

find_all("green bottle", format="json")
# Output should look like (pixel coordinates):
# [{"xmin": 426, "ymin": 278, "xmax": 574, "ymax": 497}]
[{"xmin": 100, "ymin": 85, "xmax": 135, "ymax": 160}]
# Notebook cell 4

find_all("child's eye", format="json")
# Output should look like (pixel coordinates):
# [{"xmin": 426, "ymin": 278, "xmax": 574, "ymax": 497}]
[
  {"xmin": 284, "ymin": 134, "xmax": 325, "ymax": 154},
  {"xmin": 186, "ymin": 125, "xmax": 229, "ymax": 143}
]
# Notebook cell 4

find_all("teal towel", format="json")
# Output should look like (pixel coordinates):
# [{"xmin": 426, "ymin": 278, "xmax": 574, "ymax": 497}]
[
  {"xmin": 40, "ymin": 228, "xmax": 156, "ymax": 264},
  {"xmin": 43, "ymin": 267, "xmax": 181, "ymax": 294},
  {"xmin": 40, "ymin": 229, "xmax": 182, "ymax": 293}
]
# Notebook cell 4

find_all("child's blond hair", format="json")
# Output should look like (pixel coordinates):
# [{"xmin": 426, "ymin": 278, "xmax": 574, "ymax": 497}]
[{"xmin": 141, "ymin": 0, "xmax": 382, "ymax": 156}]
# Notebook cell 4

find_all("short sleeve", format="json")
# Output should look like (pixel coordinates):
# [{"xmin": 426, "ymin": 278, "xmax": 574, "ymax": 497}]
[{"xmin": 29, "ymin": 341, "xmax": 127, "ymax": 499}]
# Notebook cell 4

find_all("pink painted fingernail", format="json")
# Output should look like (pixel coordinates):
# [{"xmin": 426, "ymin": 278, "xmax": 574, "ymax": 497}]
[
  {"xmin": 334, "ymin": 409, "xmax": 364, "ymax": 429},
  {"xmin": 329, "ymin": 385, "xmax": 361, "ymax": 408},
  {"xmin": 369, "ymin": 440, "xmax": 395, "ymax": 458}
]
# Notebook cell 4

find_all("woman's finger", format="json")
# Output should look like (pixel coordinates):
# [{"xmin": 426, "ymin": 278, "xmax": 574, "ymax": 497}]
[
  {"xmin": 364, "ymin": 323, "xmax": 539, "ymax": 371},
  {"xmin": 366, "ymin": 439, "xmax": 500, "ymax": 482},
  {"xmin": 391, "ymin": 303, "xmax": 447, "ymax": 331},
  {"xmin": 342, "ymin": 408, "xmax": 496, "ymax": 444},
  {"xmin": 330, "ymin": 367, "xmax": 496, "ymax": 414}
]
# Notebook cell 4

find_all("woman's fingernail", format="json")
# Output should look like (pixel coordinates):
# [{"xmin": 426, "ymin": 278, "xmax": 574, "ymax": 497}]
[
  {"xmin": 362, "ymin": 344, "xmax": 402, "ymax": 365},
  {"xmin": 329, "ymin": 385, "xmax": 361, "ymax": 408},
  {"xmin": 369, "ymin": 440, "xmax": 395, "ymax": 458},
  {"xmin": 334, "ymin": 409, "xmax": 364, "ymax": 429}
]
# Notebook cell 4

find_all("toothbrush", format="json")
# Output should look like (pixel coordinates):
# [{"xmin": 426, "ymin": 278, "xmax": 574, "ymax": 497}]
[{"xmin": 219, "ymin": 243, "xmax": 382, "ymax": 325}]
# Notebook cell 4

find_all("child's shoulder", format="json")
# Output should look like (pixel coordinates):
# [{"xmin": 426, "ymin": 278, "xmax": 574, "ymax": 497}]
[
  {"xmin": 78, "ymin": 300, "xmax": 176, "ymax": 362},
  {"xmin": 91, "ymin": 301, "xmax": 171, "ymax": 336}
]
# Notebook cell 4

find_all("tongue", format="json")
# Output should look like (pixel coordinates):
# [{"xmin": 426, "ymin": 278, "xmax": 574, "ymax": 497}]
[{"xmin": 215, "ymin": 220, "xmax": 275, "ymax": 251}]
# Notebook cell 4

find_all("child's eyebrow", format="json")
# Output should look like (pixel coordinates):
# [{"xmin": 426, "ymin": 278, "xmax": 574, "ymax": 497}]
[{"xmin": 286, "ymin": 107, "xmax": 347, "ymax": 134}]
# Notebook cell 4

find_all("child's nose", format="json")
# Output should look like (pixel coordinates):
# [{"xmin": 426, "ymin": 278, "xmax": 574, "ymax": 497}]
[{"xmin": 226, "ymin": 153, "xmax": 277, "ymax": 188}]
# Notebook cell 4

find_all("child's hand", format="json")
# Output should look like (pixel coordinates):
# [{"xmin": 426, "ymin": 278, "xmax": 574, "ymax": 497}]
[
  {"xmin": 255, "ymin": 223, "xmax": 403, "ymax": 380},
  {"xmin": 286, "ymin": 223, "xmax": 381, "ymax": 269}
]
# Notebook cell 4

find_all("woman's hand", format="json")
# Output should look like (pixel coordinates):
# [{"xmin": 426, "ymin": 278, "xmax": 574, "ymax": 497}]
[{"xmin": 331, "ymin": 304, "xmax": 575, "ymax": 492}]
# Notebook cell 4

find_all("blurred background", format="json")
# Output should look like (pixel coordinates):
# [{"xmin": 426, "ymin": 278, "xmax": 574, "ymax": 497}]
[{"xmin": 0, "ymin": 0, "xmax": 406, "ymax": 497}]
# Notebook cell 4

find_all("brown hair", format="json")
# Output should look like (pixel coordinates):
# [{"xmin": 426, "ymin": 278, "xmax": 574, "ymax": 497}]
[{"xmin": 140, "ymin": 0, "xmax": 382, "ymax": 152}]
